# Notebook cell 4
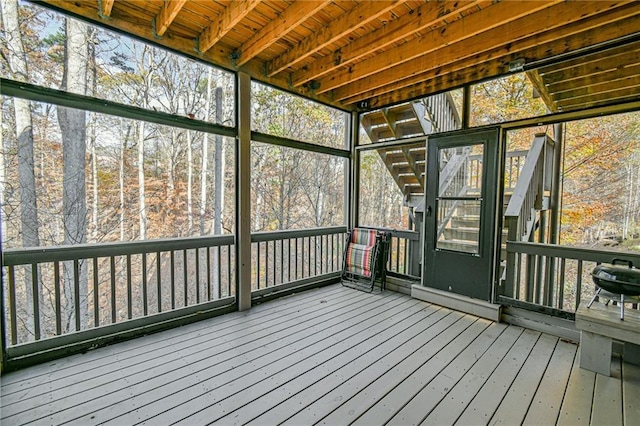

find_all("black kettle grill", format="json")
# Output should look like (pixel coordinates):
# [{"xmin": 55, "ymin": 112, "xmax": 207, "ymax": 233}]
[{"xmin": 587, "ymin": 259, "xmax": 640, "ymax": 320}]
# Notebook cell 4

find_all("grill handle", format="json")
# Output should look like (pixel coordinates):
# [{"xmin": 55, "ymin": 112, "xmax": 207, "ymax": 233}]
[{"xmin": 612, "ymin": 258, "xmax": 634, "ymax": 268}]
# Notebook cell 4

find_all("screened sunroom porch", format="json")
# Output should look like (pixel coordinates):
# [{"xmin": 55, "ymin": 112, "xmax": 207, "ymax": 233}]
[{"xmin": 2, "ymin": 1, "xmax": 640, "ymax": 424}]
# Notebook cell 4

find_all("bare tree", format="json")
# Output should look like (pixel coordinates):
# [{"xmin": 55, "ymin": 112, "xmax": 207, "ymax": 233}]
[
  {"xmin": 57, "ymin": 17, "xmax": 89, "ymax": 331},
  {"xmin": 2, "ymin": 0, "xmax": 42, "ymax": 339}
]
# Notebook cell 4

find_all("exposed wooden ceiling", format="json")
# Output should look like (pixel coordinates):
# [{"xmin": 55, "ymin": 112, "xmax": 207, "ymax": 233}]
[{"xmin": 38, "ymin": 0, "xmax": 640, "ymax": 113}]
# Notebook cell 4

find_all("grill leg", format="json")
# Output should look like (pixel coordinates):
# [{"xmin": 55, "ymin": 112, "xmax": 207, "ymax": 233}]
[
  {"xmin": 587, "ymin": 288, "xmax": 602, "ymax": 308},
  {"xmin": 621, "ymin": 293, "xmax": 625, "ymax": 321}
]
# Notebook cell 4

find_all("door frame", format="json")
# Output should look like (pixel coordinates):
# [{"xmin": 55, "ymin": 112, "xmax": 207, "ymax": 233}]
[{"xmin": 421, "ymin": 127, "xmax": 504, "ymax": 302}]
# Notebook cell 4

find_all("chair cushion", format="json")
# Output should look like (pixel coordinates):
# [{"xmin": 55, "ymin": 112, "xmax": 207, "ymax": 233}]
[
  {"xmin": 345, "ymin": 243, "xmax": 374, "ymax": 278},
  {"xmin": 351, "ymin": 228, "xmax": 377, "ymax": 246}
]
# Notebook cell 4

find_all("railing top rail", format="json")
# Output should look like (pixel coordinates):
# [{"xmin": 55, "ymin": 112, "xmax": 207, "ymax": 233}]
[
  {"xmin": 3, "ymin": 234, "xmax": 236, "ymax": 266},
  {"xmin": 506, "ymin": 241, "xmax": 640, "ymax": 267},
  {"xmin": 504, "ymin": 134, "xmax": 548, "ymax": 218},
  {"xmin": 250, "ymin": 226, "xmax": 347, "ymax": 243}
]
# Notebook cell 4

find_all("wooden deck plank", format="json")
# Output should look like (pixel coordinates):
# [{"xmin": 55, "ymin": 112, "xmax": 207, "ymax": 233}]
[
  {"xmin": 387, "ymin": 322, "xmax": 510, "ymax": 425},
  {"xmin": 73, "ymin": 293, "xmax": 419, "ymax": 424},
  {"xmin": 522, "ymin": 339, "xmax": 577, "ymax": 425},
  {"xmin": 2, "ymin": 289, "xmax": 394, "ymax": 423},
  {"xmin": 0, "ymin": 287, "xmax": 366, "ymax": 411},
  {"xmin": 420, "ymin": 326, "xmax": 525, "ymax": 425},
  {"xmin": 489, "ymin": 333, "xmax": 559, "ymax": 425},
  {"xmin": 557, "ymin": 351, "xmax": 596, "ymax": 425},
  {"xmin": 1, "ymin": 285, "xmax": 349, "ymax": 392},
  {"xmin": 348, "ymin": 319, "xmax": 492, "ymax": 425},
  {"xmin": 212, "ymin": 303, "xmax": 449, "ymax": 425},
  {"xmin": 455, "ymin": 328, "xmax": 541, "ymax": 425},
  {"xmin": 0, "ymin": 284, "xmax": 631, "ymax": 426},
  {"xmin": 141, "ymin": 296, "xmax": 427, "ymax": 425},
  {"xmin": 591, "ymin": 356, "xmax": 623, "ymax": 426},
  {"xmin": 622, "ymin": 361, "xmax": 640, "ymax": 425},
  {"xmin": 281, "ymin": 310, "xmax": 470, "ymax": 426}
]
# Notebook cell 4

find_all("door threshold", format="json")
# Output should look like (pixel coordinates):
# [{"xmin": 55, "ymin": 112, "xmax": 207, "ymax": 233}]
[{"xmin": 411, "ymin": 285, "xmax": 502, "ymax": 322}]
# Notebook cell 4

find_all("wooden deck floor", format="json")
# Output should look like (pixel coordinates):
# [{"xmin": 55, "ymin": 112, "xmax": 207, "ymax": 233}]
[{"xmin": 1, "ymin": 284, "xmax": 638, "ymax": 425}]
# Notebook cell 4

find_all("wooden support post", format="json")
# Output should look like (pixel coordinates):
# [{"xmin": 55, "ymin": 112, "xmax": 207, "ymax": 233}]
[{"xmin": 237, "ymin": 72, "xmax": 252, "ymax": 311}]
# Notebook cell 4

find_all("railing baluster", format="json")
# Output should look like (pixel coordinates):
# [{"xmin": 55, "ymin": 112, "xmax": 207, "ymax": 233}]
[
  {"xmin": 31, "ymin": 263, "xmax": 40, "ymax": 340},
  {"xmin": 576, "ymin": 260, "xmax": 583, "ymax": 311},
  {"xmin": 227, "ymin": 245, "xmax": 232, "ymax": 297},
  {"xmin": 195, "ymin": 248, "xmax": 200, "ymax": 304},
  {"xmin": 559, "ymin": 258, "xmax": 566, "ymax": 310},
  {"xmin": 111, "ymin": 256, "xmax": 116, "ymax": 323},
  {"xmin": 127, "ymin": 254, "xmax": 132, "ymax": 319},
  {"xmin": 295, "ymin": 238, "xmax": 299, "ymax": 279},
  {"xmin": 266, "ymin": 241, "xmax": 269, "ymax": 288},
  {"xmin": 93, "ymin": 257, "xmax": 99, "ymax": 327},
  {"xmin": 157, "ymin": 251, "xmax": 162, "ymax": 312},
  {"xmin": 170, "ymin": 251, "xmax": 176, "ymax": 310},
  {"xmin": 273, "ymin": 240, "xmax": 277, "ymax": 285},
  {"xmin": 216, "ymin": 246, "xmax": 221, "ymax": 299},
  {"xmin": 54, "ymin": 261, "xmax": 61, "ymax": 336},
  {"xmin": 257, "ymin": 242, "xmax": 261, "ymax": 290},
  {"xmin": 142, "ymin": 254, "xmax": 148, "ymax": 316},
  {"xmin": 282, "ymin": 239, "xmax": 286, "ymax": 283},
  {"xmin": 183, "ymin": 249, "xmax": 188, "ymax": 307},
  {"xmin": 8, "ymin": 266, "xmax": 17, "ymax": 345},
  {"xmin": 207, "ymin": 247, "xmax": 212, "ymax": 301},
  {"xmin": 74, "ymin": 259, "xmax": 80, "ymax": 332}
]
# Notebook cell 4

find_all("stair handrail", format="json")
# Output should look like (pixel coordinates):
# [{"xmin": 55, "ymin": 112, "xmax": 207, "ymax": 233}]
[
  {"xmin": 436, "ymin": 146, "xmax": 472, "ymax": 238},
  {"xmin": 503, "ymin": 133, "xmax": 555, "ymax": 298}
]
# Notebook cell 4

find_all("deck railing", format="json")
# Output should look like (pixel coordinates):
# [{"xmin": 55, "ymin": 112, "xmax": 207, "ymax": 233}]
[
  {"xmin": 2, "ymin": 235, "xmax": 236, "ymax": 347},
  {"xmin": 251, "ymin": 227, "xmax": 347, "ymax": 291},
  {"xmin": 386, "ymin": 229, "xmax": 421, "ymax": 277},
  {"xmin": 502, "ymin": 241, "xmax": 640, "ymax": 313}
]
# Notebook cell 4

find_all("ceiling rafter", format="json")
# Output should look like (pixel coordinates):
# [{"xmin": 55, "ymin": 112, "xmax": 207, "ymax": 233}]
[
  {"xmin": 234, "ymin": 0, "xmax": 331, "ymax": 67},
  {"xmin": 317, "ymin": 0, "xmax": 561, "ymax": 96},
  {"xmin": 155, "ymin": 0, "xmax": 187, "ymax": 37},
  {"xmin": 198, "ymin": 0, "xmax": 261, "ymax": 54},
  {"xmin": 366, "ymin": 14, "xmax": 640, "ymax": 109},
  {"xmin": 266, "ymin": 0, "xmax": 401, "ymax": 77},
  {"xmin": 291, "ymin": 0, "xmax": 488, "ymax": 88},
  {"xmin": 336, "ymin": 0, "xmax": 635, "ymax": 105},
  {"xmin": 99, "ymin": 0, "xmax": 114, "ymax": 18},
  {"xmin": 549, "ymin": 63, "xmax": 640, "ymax": 95},
  {"xmin": 554, "ymin": 75, "xmax": 640, "ymax": 102}
]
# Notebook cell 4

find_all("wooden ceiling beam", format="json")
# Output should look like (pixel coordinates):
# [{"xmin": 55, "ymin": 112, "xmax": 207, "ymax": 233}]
[
  {"xmin": 234, "ymin": 0, "xmax": 330, "ymax": 67},
  {"xmin": 198, "ymin": 0, "xmax": 260, "ymax": 54},
  {"xmin": 557, "ymin": 87, "xmax": 640, "ymax": 110},
  {"xmin": 526, "ymin": 70, "xmax": 558, "ymax": 112},
  {"xmin": 315, "ymin": 0, "xmax": 560, "ymax": 95},
  {"xmin": 155, "ymin": 0, "xmax": 187, "ymax": 37},
  {"xmin": 553, "ymin": 74, "xmax": 640, "ymax": 102},
  {"xmin": 360, "ymin": 14, "xmax": 640, "ymax": 109},
  {"xmin": 338, "ymin": 1, "xmax": 637, "ymax": 105},
  {"xmin": 292, "ymin": 0, "xmax": 487, "ymax": 88},
  {"xmin": 266, "ymin": 0, "xmax": 400, "ymax": 77},
  {"xmin": 99, "ymin": 0, "xmax": 114, "ymax": 18},
  {"xmin": 543, "ymin": 47, "xmax": 640, "ymax": 85},
  {"xmin": 543, "ymin": 64, "xmax": 640, "ymax": 94},
  {"xmin": 537, "ymin": 41, "xmax": 640, "ymax": 76}
]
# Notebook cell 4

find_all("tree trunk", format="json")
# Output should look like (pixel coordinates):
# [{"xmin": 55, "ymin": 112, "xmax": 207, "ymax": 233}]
[
  {"xmin": 58, "ymin": 17, "xmax": 89, "ymax": 332},
  {"xmin": 214, "ymin": 86, "xmax": 224, "ymax": 235},
  {"xmin": 200, "ymin": 68, "xmax": 213, "ymax": 235},
  {"xmin": 138, "ymin": 120, "xmax": 147, "ymax": 240},
  {"xmin": 187, "ymin": 129, "xmax": 193, "ymax": 234},
  {"xmin": 2, "ymin": 0, "xmax": 41, "ymax": 340}
]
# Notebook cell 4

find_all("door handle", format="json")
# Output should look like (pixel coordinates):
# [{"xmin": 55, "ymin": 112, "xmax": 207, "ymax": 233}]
[{"xmin": 426, "ymin": 206, "xmax": 432, "ymax": 216}]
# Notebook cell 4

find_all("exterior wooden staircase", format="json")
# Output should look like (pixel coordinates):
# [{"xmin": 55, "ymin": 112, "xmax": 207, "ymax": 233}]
[{"xmin": 360, "ymin": 94, "xmax": 460, "ymax": 207}]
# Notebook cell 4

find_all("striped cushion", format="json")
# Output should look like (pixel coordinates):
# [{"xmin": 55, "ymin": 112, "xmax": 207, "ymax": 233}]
[
  {"xmin": 345, "ymin": 243, "xmax": 374, "ymax": 278},
  {"xmin": 351, "ymin": 228, "xmax": 377, "ymax": 246}
]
